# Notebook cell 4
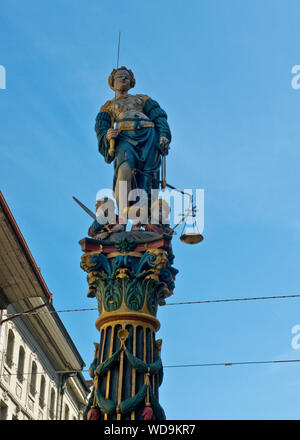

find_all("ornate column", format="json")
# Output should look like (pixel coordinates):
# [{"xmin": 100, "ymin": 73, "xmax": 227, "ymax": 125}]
[{"xmin": 79, "ymin": 231, "xmax": 177, "ymax": 420}]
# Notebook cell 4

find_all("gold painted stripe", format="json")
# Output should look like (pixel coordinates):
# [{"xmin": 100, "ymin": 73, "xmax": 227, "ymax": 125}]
[
  {"xmin": 151, "ymin": 331, "xmax": 155, "ymax": 392},
  {"xmin": 100, "ymin": 327, "xmax": 106, "ymax": 363},
  {"xmin": 104, "ymin": 325, "xmax": 114, "ymax": 420},
  {"xmin": 98, "ymin": 327, "xmax": 106, "ymax": 419},
  {"xmin": 143, "ymin": 326, "xmax": 147, "ymax": 362},
  {"xmin": 130, "ymin": 324, "xmax": 136, "ymax": 420},
  {"xmin": 144, "ymin": 327, "xmax": 150, "ymax": 406},
  {"xmin": 117, "ymin": 346, "xmax": 124, "ymax": 420}
]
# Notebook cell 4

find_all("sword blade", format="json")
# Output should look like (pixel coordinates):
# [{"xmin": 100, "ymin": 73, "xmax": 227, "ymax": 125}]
[
  {"xmin": 72, "ymin": 196, "xmax": 96, "ymax": 220},
  {"xmin": 161, "ymin": 155, "xmax": 167, "ymax": 190}
]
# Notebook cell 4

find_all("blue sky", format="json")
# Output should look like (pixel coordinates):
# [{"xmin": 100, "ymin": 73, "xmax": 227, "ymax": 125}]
[{"xmin": 1, "ymin": 0, "xmax": 300, "ymax": 419}]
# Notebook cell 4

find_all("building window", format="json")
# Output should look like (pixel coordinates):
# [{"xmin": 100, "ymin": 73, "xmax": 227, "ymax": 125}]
[
  {"xmin": 49, "ymin": 389, "xmax": 56, "ymax": 420},
  {"xmin": 17, "ymin": 346, "xmax": 25, "ymax": 383},
  {"xmin": 39, "ymin": 376, "xmax": 46, "ymax": 408},
  {"xmin": 64, "ymin": 404, "xmax": 69, "ymax": 420},
  {"xmin": 29, "ymin": 361, "xmax": 37, "ymax": 396},
  {"xmin": 5, "ymin": 329, "xmax": 15, "ymax": 368},
  {"xmin": 0, "ymin": 401, "xmax": 8, "ymax": 420}
]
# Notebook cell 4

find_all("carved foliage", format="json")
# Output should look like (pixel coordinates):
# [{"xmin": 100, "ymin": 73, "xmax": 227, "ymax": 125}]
[{"xmin": 81, "ymin": 245, "xmax": 177, "ymax": 316}]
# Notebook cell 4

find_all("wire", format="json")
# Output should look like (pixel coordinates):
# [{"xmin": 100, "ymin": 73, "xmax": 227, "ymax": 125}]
[
  {"xmin": 2, "ymin": 293, "xmax": 300, "ymax": 322},
  {"xmin": 2, "ymin": 357, "xmax": 300, "ymax": 378},
  {"xmin": 2, "ymin": 307, "xmax": 98, "ymax": 321},
  {"xmin": 163, "ymin": 359, "xmax": 300, "ymax": 368},
  {"xmin": 5, "ymin": 360, "xmax": 300, "ymax": 376},
  {"xmin": 165, "ymin": 293, "xmax": 300, "ymax": 306}
]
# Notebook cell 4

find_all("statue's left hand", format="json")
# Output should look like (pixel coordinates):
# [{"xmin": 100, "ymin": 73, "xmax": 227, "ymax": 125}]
[{"xmin": 159, "ymin": 136, "xmax": 170, "ymax": 155}]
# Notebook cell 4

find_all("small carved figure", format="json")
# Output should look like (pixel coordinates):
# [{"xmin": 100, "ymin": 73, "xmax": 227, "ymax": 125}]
[{"xmin": 88, "ymin": 197, "xmax": 124, "ymax": 239}]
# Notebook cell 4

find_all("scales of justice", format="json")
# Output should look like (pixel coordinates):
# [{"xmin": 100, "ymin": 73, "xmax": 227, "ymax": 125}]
[{"xmin": 74, "ymin": 45, "xmax": 203, "ymax": 420}]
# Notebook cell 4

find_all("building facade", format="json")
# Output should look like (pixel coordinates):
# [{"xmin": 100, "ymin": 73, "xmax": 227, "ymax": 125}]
[{"xmin": 0, "ymin": 191, "xmax": 90, "ymax": 420}]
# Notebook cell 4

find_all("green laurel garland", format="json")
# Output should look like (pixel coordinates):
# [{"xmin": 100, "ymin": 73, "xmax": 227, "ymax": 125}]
[
  {"xmin": 95, "ymin": 348, "xmax": 122, "ymax": 376},
  {"xmin": 84, "ymin": 346, "xmax": 165, "ymax": 420},
  {"xmin": 119, "ymin": 384, "xmax": 147, "ymax": 414}
]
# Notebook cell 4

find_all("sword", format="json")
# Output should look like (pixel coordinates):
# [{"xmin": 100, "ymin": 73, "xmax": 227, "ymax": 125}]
[
  {"xmin": 108, "ymin": 31, "xmax": 121, "ymax": 157},
  {"xmin": 161, "ymin": 155, "xmax": 166, "ymax": 190},
  {"xmin": 160, "ymin": 138, "xmax": 169, "ymax": 191},
  {"xmin": 72, "ymin": 196, "xmax": 96, "ymax": 220}
]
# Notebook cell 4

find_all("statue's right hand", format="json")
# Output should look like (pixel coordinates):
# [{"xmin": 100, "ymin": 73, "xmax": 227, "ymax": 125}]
[{"xmin": 106, "ymin": 128, "xmax": 119, "ymax": 141}]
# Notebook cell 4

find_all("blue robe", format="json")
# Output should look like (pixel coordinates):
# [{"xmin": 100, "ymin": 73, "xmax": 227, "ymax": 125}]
[{"xmin": 95, "ymin": 97, "xmax": 171, "ymax": 197}]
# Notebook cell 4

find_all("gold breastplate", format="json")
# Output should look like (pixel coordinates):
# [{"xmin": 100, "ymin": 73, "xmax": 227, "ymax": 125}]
[
  {"xmin": 114, "ymin": 95, "xmax": 149, "ymax": 121},
  {"xmin": 100, "ymin": 94, "xmax": 151, "ymax": 121}
]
